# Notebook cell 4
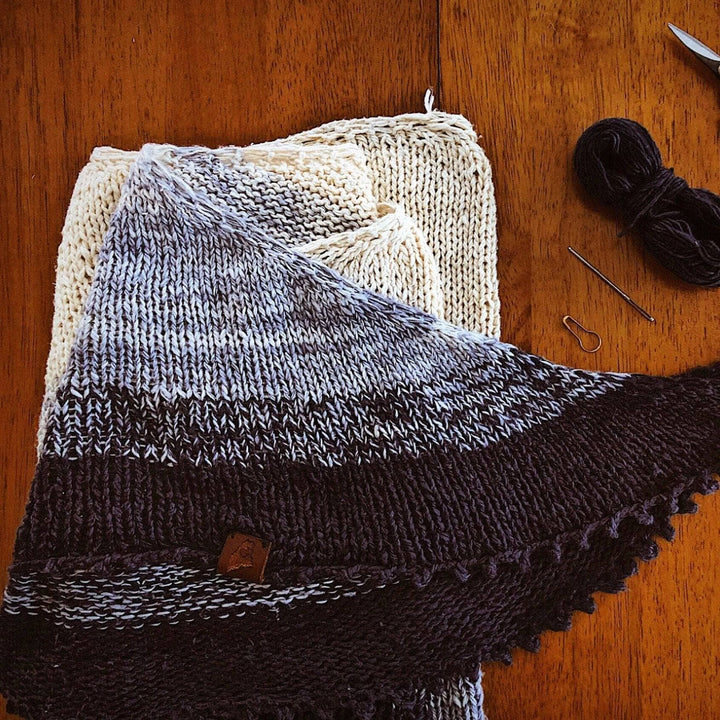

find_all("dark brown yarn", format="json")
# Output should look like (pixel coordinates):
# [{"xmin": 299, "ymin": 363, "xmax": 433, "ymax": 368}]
[{"xmin": 573, "ymin": 118, "xmax": 720, "ymax": 287}]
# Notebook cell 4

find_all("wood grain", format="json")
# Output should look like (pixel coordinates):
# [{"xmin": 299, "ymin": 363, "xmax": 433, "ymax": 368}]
[
  {"xmin": 440, "ymin": 1, "xmax": 720, "ymax": 717},
  {"xmin": 2, "ymin": 0, "xmax": 719, "ymax": 718}
]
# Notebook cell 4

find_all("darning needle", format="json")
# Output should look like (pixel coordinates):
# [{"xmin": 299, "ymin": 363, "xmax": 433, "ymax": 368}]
[{"xmin": 567, "ymin": 246, "xmax": 656, "ymax": 323}]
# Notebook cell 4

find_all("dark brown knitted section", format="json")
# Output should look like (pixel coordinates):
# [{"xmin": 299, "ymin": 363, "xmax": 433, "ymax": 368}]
[
  {"xmin": 0, "ymin": 472, "xmax": 713, "ymax": 719},
  {"xmin": 13, "ymin": 368, "xmax": 720, "ymax": 587}
]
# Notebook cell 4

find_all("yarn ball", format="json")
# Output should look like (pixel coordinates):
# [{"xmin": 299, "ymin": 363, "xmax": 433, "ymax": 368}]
[{"xmin": 573, "ymin": 118, "xmax": 720, "ymax": 287}]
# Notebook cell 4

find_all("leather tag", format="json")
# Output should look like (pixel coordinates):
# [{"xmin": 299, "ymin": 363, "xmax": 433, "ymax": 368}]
[{"xmin": 217, "ymin": 531, "xmax": 271, "ymax": 583}]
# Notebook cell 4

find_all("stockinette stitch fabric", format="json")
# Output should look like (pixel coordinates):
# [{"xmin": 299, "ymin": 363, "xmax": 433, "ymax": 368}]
[
  {"xmin": 289, "ymin": 112, "xmax": 500, "ymax": 334},
  {"xmin": 19, "ymin": 116, "xmax": 493, "ymax": 719},
  {"xmin": 2, "ymin": 141, "xmax": 719, "ymax": 719},
  {"xmin": 38, "ymin": 141, "xmax": 381, "ymax": 448}
]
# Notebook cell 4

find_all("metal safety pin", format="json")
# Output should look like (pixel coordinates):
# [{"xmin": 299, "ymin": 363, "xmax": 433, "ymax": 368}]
[{"xmin": 562, "ymin": 315, "xmax": 602, "ymax": 353}]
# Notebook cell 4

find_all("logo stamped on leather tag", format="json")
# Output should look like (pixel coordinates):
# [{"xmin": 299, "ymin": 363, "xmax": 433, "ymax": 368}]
[{"xmin": 217, "ymin": 532, "xmax": 271, "ymax": 583}]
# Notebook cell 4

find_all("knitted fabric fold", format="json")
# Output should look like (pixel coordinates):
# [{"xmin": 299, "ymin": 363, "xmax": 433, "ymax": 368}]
[{"xmin": 2, "ymin": 136, "xmax": 718, "ymax": 719}]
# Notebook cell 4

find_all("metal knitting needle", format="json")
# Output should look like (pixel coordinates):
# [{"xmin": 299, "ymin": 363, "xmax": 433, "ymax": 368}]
[{"xmin": 567, "ymin": 246, "xmax": 656, "ymax": 323}]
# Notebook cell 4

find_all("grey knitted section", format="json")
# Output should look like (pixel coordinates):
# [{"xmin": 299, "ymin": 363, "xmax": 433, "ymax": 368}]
[
  {"xmin": 36, "ymin": 142, "xmax": 381, "ymax": 452},
  {"xmin": 42, "ymin": 145, "xmax": 625, "ymax": 468},
  {"xmin": 413, "ymin": 676, "xmax": 486, "ymax": 720},
  {"xmin": 3, "ymin": 565, "xmax": 387, "ymax": 629}
]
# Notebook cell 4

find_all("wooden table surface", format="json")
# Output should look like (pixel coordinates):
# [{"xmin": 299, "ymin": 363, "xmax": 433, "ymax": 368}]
[{"xmin": 1, "ymin": 1, "xmax": 718, "ymax": 718}]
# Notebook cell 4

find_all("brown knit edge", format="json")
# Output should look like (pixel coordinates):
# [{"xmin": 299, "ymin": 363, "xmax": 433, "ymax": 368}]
[
  {"xmin": 10, "ymin": 468, "xmax": 718, "ymax": 600},
  {"xmin": 1, "ymin": 470, "xmax": 716, "ymax": 720}
]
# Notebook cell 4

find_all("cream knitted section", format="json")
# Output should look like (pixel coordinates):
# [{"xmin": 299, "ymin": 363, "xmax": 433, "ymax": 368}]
[
  {"xmin": 290, "ymin": 111, "xmax": 500, "ymax": 335},
  {"xmin": 299, "ymin": 203, "xmax": 444, "ymax": 319}
]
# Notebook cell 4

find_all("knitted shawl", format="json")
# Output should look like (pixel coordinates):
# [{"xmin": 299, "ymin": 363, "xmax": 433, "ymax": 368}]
[
  {"xmin": 22, "ymin": 112, "xmax": 496, "ymax": 720},
  {"xmin": 2, "ymin": 117, "xmax": 718, "ymax": 720}
]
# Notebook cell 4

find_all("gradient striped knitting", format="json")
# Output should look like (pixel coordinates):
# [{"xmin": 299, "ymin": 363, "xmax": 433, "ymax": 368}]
[
  {"xmin": 2, "ymin": 137, "xmax": 719, "ymax": 719},
  {"xmin": 31, "ymin": 115, "xmax": 494, "ymax": 719}
]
